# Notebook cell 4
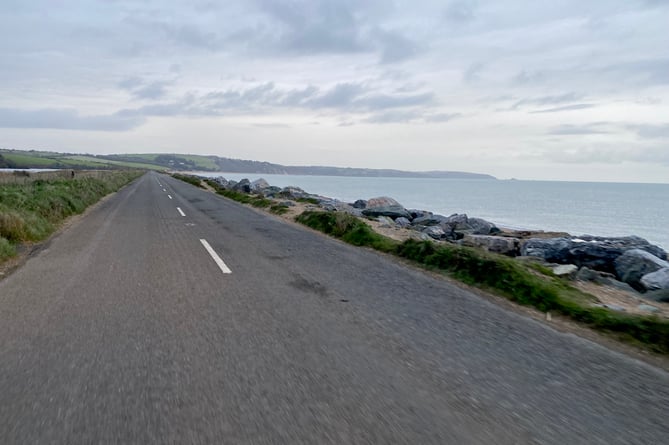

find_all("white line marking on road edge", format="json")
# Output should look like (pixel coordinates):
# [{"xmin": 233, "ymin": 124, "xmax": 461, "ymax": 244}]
[
  {"xmin": 168, "ymin": 195, "xmax": 173, "ymax": 199},
  {"xmin": 163, "ymin": 188, "xmax": 167, "ymax": 192},
  {"xmin": 200, "ymin": 239, "xmax": 232, "ymax": 274},
  {"xmin": 177, "ymin": 207, "xmax": 186, "ymax": 217}
]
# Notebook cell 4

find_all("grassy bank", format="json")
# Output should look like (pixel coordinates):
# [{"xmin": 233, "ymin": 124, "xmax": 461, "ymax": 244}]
[{"xmin": 0, "ymin": 170, "xmax": 142, "ymax": 262}]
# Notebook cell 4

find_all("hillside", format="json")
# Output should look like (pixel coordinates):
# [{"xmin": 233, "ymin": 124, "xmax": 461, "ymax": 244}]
[{"xmin": 0, "ymin": 149, "xmax": 496, "ymax": 179}]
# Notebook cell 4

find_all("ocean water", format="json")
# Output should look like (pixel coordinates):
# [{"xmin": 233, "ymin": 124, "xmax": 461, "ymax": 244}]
[{"xmin": 192, "ymin": 172, "xmax": 669, "ymax": 251}]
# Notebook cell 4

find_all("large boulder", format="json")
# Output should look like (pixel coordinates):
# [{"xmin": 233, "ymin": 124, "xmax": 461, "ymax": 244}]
[
  {"xmin": 614, "ymin": 249, "xmax": 669, "ymax": 290},
  {"xmin": 422, "ymin": 226, "xmax": 446, "ymax": 240},
  {"xmin": 232, "ymin": 178, "xmax": 251, "ymax": 193},
  {"xmin": 352, "ymin": 199, "xmax": 367, "ymax": 209},
  {"xmin": 439, "ymin": 214, "xmax": 498, "ymax": 236},
  {"xmin": 279, "ymin": 186, "xmax": 308, "ymax": 200},
  {"xmin": 462, "ymin": 235, "xmax": 519, "ymax": 256},
  {"xmin": 395, "ymin": 217, "xmax": 412, "ymax": 228},
  {"xmin": 640, "ymin": 268, "xmax": 669, "ymax": 292},
  {"xmin": 412, "ymin": 214, "xmax": 448, "ymax": 226},
  {"xmin": 250, "ymin": 178, "xmax": 270, "ymax": 191},
  {"xmin": 521, "ymin": 238, "xmax": 572, "ymax": 263},
  {"xmin": 362, "ymin": 196, "xmax": 410, "ymax": 219}
]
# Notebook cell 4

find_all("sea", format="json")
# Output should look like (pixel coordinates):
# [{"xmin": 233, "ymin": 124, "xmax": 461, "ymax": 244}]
[{"xmin": 196, "ymin": 172, "xmax": 669, "ymax": 251}]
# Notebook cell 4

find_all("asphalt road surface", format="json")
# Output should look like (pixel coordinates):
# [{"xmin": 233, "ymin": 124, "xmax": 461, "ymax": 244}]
[{"xmin": 1, "ymin": 172, "xmax": 667, "ymax": 444}]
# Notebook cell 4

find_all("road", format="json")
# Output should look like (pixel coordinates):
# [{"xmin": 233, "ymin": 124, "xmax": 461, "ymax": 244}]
[{"xmin": 0, "ymin": 171, "xmax": 667, "ymax": 444}]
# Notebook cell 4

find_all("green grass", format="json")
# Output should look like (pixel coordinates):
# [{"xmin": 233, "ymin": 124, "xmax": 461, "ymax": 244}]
[
  {"xmin": 66, "ymin": 156, "xmax": 165, "ymax": 171},
  {"xmin": 2, "ymin": 152, "xmax": 60, "ymax": 167},
  {"xmin": 295, "ymin": 197, "xmax": 320, "ymax": 205},
  {"xmin": 0, "ymin": 236, "xmax": 15, "ymax": 261},
  {"xmin": 296, "ymin": 211, "xmax": 669, "ymax": 354},
  {"xmin": 269, "ymin": 204, "xmax": 290, "ymax": 215},
  {"xmin": 0, "ymin": 171, "xmax": 142, "ymax": 263},
  {"xmin": 172, "ymin": 174, "xmax": 205, "ymax": 188}
]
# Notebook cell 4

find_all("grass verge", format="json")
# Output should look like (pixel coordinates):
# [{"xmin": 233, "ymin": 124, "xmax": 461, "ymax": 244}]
[
  {"xmin": 0, "ymin": 170, "xmax": 142, "ymax": 263},
  {"xmin": 297, "ymin": 211, "xmax": 669, "ymax": 354}
]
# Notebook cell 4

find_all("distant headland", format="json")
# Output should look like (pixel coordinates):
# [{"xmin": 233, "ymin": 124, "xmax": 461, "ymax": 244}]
[{"xmin": 0, "ymin": 149, "xmax": 496, "ymax": 180}]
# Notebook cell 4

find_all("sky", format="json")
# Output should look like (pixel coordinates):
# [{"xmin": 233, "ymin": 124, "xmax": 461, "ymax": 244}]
[{"xmin": 1, "ymin": 0, "xmax": 668, "ymax": 182}]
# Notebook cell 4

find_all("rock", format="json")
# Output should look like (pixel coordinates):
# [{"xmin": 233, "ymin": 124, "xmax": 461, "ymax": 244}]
[
  {"xmin": 362, "ymin": 196, "xmax": 410, "ymax": 219},
  {"xmin": 462, "ymin": 235, "xmax": 519, "ymax": 256},
  {"xmin": 395, "ymin": 217, "xmax": 412, "ymax": 228},
  {"xmin": 352, "ymin": 199, "xmax": 367, "ymax": 209},
  {"xmin": 576, "ymin": 267, "xmax": 600, "ymax": 282},
  {"xmin": 467, "ymin": 217, "xmax": 500, "ymax": 235},
  {"xmin": 422, "ymin": 226, "xmax": 446, "ymax": 240},
  {"xmin": 261, "ymin": 186, "xmax": 282, "ymax": 197},
  {"xmin": 643, "ymin": 289, "xmax": 669, "ymax": 303},
  {"xmin": 376, "ymin": 216, "xmax": 395, "ymax": 227},
  {"xmin": 279, "ymin": 186, "xmax": 308, "ymax": 199},
  {"xmin": 601, "ymin": 279, "xmax": 637, "ymax": 293},
  {"xmin": 522, "ymin": 237, "xmax": 667, "ymax": 277},
  {"xmin": 521, "ymin": 238, "xmax": 572, "ymax": 263},
  {"xmin": 232, "ymin": 178, "xmax": 251, "ymax": 193},
  {"xmin": 445, "ymin": 213, "xmax": 470, "ymax": 229},
  {"xmin": 250, "ymin": 178, "xmax": 270, "ymax": 191},
  {"xmin": 213, "ymin": 176, "xmax": 229, "ymax": 188},
  {"xmin": 640, "ymin": 268, "xmax": 669, "ymax": 292},
  {"xmin": 637, "ymin": 304, "xmax": 660, "ymax": 313},
  {"xmin": 614, "ymin": 249, "xmax": 669, "ymax": 290},
  {"xmin": 553, "ymin": 264, "xmax": 578, "ymax": 278},
  {"xmin": 408, "ymin": 209, "xmax": 431, "ymax": 219},
  {"xmin": 412, "ymin": 214, "xmax": 448, "ymax": 226}
]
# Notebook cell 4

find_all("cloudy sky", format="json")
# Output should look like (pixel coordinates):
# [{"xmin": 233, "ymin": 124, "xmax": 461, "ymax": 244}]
[{"xmin": 1, "ymin": 0, "xmax": 668, "ymax": 182}]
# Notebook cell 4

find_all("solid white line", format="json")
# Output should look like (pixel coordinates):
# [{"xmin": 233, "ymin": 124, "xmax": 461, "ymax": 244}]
[
  {"xmin": 163, "ymin": 188, "xmax": 166, "ymax": 192},
  {"xmin": 168, "ymin": 194, "xmax": 173, "ymax": 199},
  {"xmin": 177, "ymin": 207, "xmax": 185, "ymax": 217},
  {"xmin": 200, "ymin": 239, "xmax": 232, "ymax": 274}
]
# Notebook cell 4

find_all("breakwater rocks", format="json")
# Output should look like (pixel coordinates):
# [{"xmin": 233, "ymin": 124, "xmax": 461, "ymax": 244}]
[{"xmin": 209, "ymin": 176, "xmax": 669, "ymax": 302}]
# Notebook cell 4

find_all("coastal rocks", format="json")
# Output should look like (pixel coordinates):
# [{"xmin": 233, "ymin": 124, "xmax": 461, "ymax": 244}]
[
  {"xmin": 640, "ymin": 268, "xmax": 669, "ymax": 291},
  {"xmin": 644, "ymin": 289, "xmax": 669, "ymax": 303},
  {"xmin": 521, "ymin": 236, "xmax": 668, "ymax": 276},
  {"xmin": 250, "ymin": 178, "xmax": 270, "ymax": 191},
  {"xmin": 412, "ymin": 214, "xmax": 448, "ymax": 226},
  {"xmin": 232, "ymin": 178, "xmax": 251, "ymax": 193},
  {"xmin": 462, "ymin": 234, "xmax": 519, "ymax": 256},
  {"xmin": 552, "ymin": 264, "xmax": 579, "ymax": 278},
  {"xmin": 352, "ymin": 199, "xmax": 367, "ymax": 209},
  {"xmin": 422, "ymin": 226, "xmax": 446, "ymax": 240},
  {"xmin": 394, "ymin": 217, "xmax": 412, "ymax": 228},
  {"xmin": 614, "ymin": 249, "xmax": 669, "ymax": 290},
  {"xmin": 441, "ymin": 214, "xmax": 499, "ymax": 236},
  {"xmin": 362, "ymin": 196, "xmax": 410, "ymax": 219}
]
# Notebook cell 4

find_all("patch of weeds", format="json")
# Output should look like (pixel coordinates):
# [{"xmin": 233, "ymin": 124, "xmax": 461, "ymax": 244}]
[
  {"xmin": 296, "ymin": 197, "xmax": 320, "ymax": 205},
  {"xmin": 270, "ymin": 204, "xmax": 290, "ymax": 215},
  {"xmin": 172, "ymin": 174, "xmax": 204, "ymax": 188},
  {"xmin": 0, "ymin": 236, "xmax": 15, "ymax": 261}
]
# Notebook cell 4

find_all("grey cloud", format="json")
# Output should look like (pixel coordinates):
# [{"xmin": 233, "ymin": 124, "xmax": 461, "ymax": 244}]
[
  {"xmin": 425, "ymin": 113, "xmax": 461, "ymax": 123},
  {"xmin": 132, "ymin": 81, "xmax": 169, "ymax": 100},
  {"xmin": 306, "ymin": 83, "xmax": 366, "ymax": 108},
  {"xmin": 118, "ymin": 77, "xmax": 143, "ymax": 90},
  {"xmin": 364, "ymin": 110, "xmax": 422, "ymax": 124},
  {"xmin": 548, "ymin": 123, "xmax": 611, "ymax": 135},
  {"xmin": 531, "ymin": 104, "xmax": 595, "ymax": 113},
  {"xmin": 627, "ymin": 123, "xmax": 669, "ymax": 139},
  {"xmin": 512, "ymin": 70, "xmax": 546, "ymax": 85},
  {"xmin": 356, "ymin": 92, "xmax": 434, "ymax": 109},
  {"xmin": 511, "ymin": 93, "xmax": 582, "ymax": 109},
  {"xmin": 444, "ymin": 0, "xmax": 477, "ymax": 22},
  {"xmin": 463, "ymin": 63, "xmax": 484, "ymax": 83},
  {"xmin": 375, "ymin": 29, "xmax": 421, "ymax": 63},
  {"xmin": 0, "ymin": 108, "xmax": 145, "ymax": 131}
]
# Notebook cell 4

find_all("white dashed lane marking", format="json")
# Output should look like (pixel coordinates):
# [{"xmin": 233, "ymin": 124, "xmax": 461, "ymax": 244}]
[
  {"xmin": 200, "ymin": 239, "xmax": 232, "ymax": 274},
  {"xmin": 177, "ymin": 207, "xmax": 186, "ymax": 217}
]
